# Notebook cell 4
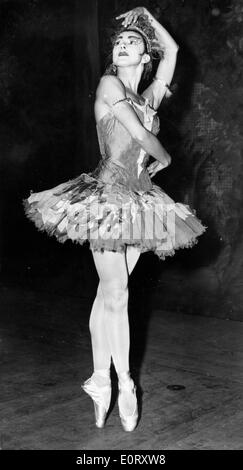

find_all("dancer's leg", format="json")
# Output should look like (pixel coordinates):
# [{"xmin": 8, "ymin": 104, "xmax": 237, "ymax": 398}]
[
  {"xmin": 89, "ymin": 281, "xmax": 111, "ymax": 374},
  {"xmin": 91, "ymin": 247, "xmax": 141, "ymax": 416},
  {"xmin": 125, "ymin": 245, "xmax": 141, "ymax": 274},
  {"xmin": 91, "ymin": 250, "xmax": 129, "ymax": 374},
  {"xmin": 89, "ymin": 246, "xmax": 141, "ymax": 378}
]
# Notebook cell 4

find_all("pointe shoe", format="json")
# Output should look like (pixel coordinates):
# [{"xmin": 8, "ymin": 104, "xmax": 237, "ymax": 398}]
[
  {"xmin": 81, "ymin": 376, "xmax": 111, "ymax": 428},
  {"xmin": 118, "ymin": 374, "xmax": 138, "ymax": 432}
]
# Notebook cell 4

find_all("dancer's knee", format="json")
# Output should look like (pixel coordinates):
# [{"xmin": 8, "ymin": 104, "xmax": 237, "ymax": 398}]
[{"xmin": 102, "ymin": 284, "xmax": 128, "ymax": 315}]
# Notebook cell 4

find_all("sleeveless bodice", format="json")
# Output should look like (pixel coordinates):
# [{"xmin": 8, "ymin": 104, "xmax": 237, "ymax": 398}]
[{"xmin": 94, "ymin": 97, "xmax": 160, "ymax": 192}]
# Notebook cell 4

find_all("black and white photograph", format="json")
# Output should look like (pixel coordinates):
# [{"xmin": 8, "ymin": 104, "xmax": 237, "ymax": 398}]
[{"xmin": 0, "ymin": 0, "xmax": 242, "ymax": 456}]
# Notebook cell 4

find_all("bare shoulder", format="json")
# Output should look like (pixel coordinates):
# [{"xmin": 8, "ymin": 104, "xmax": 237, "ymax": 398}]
[
  {"xmin": 96, "ymin": 75, "xmax": 126, "ymax": 101},
  {"xmin": 95, "ymin": 75, "xmax": 127, "ymax": 122}
]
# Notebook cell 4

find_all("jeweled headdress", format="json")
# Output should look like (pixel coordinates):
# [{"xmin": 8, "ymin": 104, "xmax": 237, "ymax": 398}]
[{"xmin": 112, "ymin": 13, "xmax": 165, "ymax": 59}]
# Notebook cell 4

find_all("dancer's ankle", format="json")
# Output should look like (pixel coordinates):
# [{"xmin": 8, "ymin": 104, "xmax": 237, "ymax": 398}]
[
  {"xmin": 92, "ymin": 368, "xmax": 111, "ymax": 387},
  {"xmin": 117, "ymin": 370, "xmax": 137, "ymax": 417},
  {"xmin": 94, "ymin": 368, "xmax": 110, "ymax": 378},
  {"xmin": 117, "ymin": 370, "xmax": 132, "ymax": 384}
]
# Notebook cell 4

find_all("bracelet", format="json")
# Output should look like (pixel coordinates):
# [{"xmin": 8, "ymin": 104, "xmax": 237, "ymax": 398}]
[{"xmin": 153, "ymin": 77, "xmax": 173, "ymax": 97}]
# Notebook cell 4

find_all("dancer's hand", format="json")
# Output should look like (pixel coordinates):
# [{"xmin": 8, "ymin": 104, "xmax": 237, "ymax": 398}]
[
  {"xmin": 115, "ymin": 7, "xmax": 148, "ymax": 27},
  {"xmin": 147, "ymin": 160, "xmax": 166, "ymax": 178}
]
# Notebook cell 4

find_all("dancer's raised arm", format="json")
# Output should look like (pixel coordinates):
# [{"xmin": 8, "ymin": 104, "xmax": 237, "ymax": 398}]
[{"xmin": 116, "ymin": 6, "xmax": 179, "ymax": 110}]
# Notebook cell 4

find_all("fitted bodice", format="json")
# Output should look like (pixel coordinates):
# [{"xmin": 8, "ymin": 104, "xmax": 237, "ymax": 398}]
[{"xmin": 94, "ymin": 97, "xmax": 160, "ymax": 192}]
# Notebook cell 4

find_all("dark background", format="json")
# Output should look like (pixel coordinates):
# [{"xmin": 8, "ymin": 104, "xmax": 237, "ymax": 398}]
[{"xmin": 0, "ymin": 0, "xmax": 242, "ymax": 320}]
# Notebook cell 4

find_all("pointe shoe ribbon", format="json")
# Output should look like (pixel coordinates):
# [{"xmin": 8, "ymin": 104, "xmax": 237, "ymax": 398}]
[{"xmin": 81, "ymin": 377, "xmax": 111, "ymax": 428}]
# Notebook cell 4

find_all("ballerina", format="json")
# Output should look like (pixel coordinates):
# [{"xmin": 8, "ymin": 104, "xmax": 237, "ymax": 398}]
[{"xmin": 23, "ymin": 6, "xmax": 207, "ymax": 432}]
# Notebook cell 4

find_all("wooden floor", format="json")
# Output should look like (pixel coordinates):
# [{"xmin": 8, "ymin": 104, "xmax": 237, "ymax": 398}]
[{"xmin": 0, "ymin": 284, "xmax": 242, "ymax": 450}]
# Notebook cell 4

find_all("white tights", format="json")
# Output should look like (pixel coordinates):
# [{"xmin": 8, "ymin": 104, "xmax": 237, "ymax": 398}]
[{"xmin": 89, "ymin": 246, "xmax": 141, "ymax": 384}]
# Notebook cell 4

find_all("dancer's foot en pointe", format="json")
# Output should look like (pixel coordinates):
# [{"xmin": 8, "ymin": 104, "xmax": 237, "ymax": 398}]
[
  {"xmin": 118, "ymin": 371, "xmax": 138, "ymax": 432},
  {"xmin": 81, "ymin": 368, "xmax": 111, "ymax": 428}
]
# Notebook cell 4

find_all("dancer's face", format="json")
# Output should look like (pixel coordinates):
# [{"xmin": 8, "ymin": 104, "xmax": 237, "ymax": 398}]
[{"xmin": 112, "ymin": 30, "xmax": 148, "ymax": 68}]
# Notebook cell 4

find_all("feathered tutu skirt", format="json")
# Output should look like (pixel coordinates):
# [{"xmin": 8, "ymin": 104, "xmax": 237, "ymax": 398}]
[{"xmin": 23, "ymin": 160, "xmax": 207, "ymax": 260}]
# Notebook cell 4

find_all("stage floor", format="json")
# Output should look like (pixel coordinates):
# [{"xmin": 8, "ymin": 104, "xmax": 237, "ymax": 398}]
[{"xmin": 0, "ymin": 284, "xmax": 242, "ymax": 450}]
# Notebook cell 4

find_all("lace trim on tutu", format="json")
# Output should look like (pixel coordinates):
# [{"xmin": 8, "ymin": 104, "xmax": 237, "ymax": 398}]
[
  {"xmin": 88, "ymin": 216, "xmax": 207, "ymax": 260},
  {"xmin": 23, "ymin": 160, "xmax": 207, "ymax": 261}
]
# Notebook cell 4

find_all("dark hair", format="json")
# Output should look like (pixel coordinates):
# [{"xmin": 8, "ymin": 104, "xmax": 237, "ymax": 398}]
[{"xmin": 104, "ymin": 28, "xmax": 153, "ymax": 81}]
